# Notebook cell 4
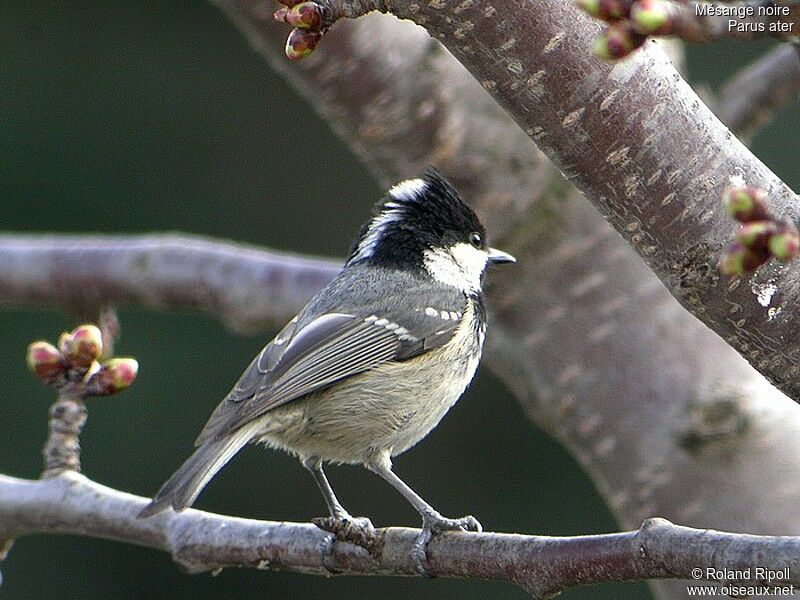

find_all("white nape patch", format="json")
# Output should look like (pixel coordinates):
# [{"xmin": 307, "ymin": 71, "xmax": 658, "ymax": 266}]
[
  {"xmin": 350, "ymin": 178, "xmax": 429, "ymax": 262},
  {"xmin": 388, "ymin": 178, "xmax": 427, "ymax": 201},
  {"xmin": 423, "ymin": 242, "xmax": 488, "ymax": 293},
  {"xmin": 351, "ymin": 209, "xmax": 404, "ymax": 261}
]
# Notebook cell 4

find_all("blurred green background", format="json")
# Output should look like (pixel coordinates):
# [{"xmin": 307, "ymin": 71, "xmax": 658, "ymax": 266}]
[{"xmin": 0, "ymin": 2, "xmax": 796, "ymax": 599}]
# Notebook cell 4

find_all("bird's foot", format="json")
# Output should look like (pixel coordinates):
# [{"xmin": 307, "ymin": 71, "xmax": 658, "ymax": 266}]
[
  {"xmin": 313, "ymin": 514, "xmax": 377, "ymax": 571},
  {"xmin": 412, "ymin": 512, "xmax": 482, "ymax": 577},
  {"xmin": 313, "ymin": 514, "xmax": 376, "ymax": 546}
]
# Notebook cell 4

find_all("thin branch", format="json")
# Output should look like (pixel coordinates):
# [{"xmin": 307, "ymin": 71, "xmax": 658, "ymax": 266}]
[
  {"xmin": 41, "ymin": 388, "xmax": 87, "ymax": 475},
  {"xmin": 716, "ymin": 44, "xmax": 800, "ymax": 138},
  {"xmin": 2, "ymin": 471, "xmax": 800, "ymax": 597},
  {"xmin": 0, "ymin": 234, "xmax": 339, "ymax": 333}
]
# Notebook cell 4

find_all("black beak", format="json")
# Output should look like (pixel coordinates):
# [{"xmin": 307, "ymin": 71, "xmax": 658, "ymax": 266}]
[{"xmin": 488, "ymin": 247, "xmax": 516, "ymax": 265}]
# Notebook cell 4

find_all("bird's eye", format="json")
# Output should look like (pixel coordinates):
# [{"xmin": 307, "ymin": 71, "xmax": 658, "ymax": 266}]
[{"xmin": 470, "ymin": 232, "xmax": 483, "ymax": 248}]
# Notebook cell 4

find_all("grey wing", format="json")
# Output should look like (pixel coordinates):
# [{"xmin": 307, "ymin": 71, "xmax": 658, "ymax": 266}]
[{"xmin": 195, "ymin": 308, "xmax": 461, "ymax": 445}]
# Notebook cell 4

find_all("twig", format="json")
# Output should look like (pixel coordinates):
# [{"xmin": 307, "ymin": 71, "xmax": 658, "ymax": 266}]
[
  {"xmin": 0, "ymin": 234, "xmax": 339, "ymax": 333},
  {"xmin": 1, "ymin": 471, "xmax": 800, "ymax": 596},
  {"xmin": 27, "ymin": 323, "xmax": 140, "ymax": 475},
  {"xmin": 41, "ymin": 388, "xmax": 87, "ymax": 475},
  {"xmin": 716, "ymin": 44, "xmax": 800, "ymax": 138}
]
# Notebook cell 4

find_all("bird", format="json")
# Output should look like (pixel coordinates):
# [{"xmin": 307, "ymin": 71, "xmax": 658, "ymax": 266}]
[{"xmin": 139, "ymin": 168, "xmax": 515, "ymax": 574}]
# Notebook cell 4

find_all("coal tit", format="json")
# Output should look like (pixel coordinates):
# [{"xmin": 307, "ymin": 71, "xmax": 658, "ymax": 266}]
[{"xmin": 140, "ymin": 168, "xmax": 515, "ymax": 572}]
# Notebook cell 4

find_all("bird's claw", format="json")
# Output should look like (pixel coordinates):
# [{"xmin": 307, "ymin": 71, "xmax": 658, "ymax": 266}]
[
  {"xmin": 412, "ymin": 512, "xmax": 482, "ymax": 577},
  {"xmin": 313, "ymin": 515, "xmax": 376, "ymax": 546},
  {"xmin": 317, "ymin": 533, "xmax": 340, "ymax": 574}
]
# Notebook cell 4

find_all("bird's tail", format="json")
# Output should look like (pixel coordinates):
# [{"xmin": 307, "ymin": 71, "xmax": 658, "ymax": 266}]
[{"xmin": 138, "ymin": 427, "xmax": 254, "ymax": 518}]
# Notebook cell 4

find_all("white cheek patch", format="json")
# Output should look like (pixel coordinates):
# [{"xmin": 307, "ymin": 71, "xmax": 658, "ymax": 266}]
[
  {"xmin": 424, "ymin": 242, "xmax": 488, "ymax": 293},
  {"xmin": 388, "ymin": 178, "xmax": 427, "ymax": 201}
]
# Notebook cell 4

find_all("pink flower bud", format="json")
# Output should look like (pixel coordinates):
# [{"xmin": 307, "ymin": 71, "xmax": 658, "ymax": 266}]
[
  {"xmin": 87, "ymin": 358, "xmax": 139, "ymax": 396},
  {"xmin": 734, "ymin": 221, "xmax": 777, "ymax": 251},
  {"xmin": 27, "ymin": 341, "xmax": 66, "ymax": 382},
  {"xmin": 630, "ymin": 0, "xmax": 671, "ymax": 34},
  {"xmin": 768, "ymin": 223, "xmax": 800, "ymax": 262},
  {"xmin": 722, "ymin": 186, "xmax": 771, "ymax": 223},
  {"xmin": 718, "ymin": 241, "xmax": 769, "ymax": 276},
  {"xmin": 59, "ymin": 324, "xmax": 104, "ymax": 369},
  {"xmin": 593, "ymin": 23, "xmax": 646, "ymax": 60},
  {"xmin": 576, "ymin": 0, "xmax": 634, "ymax": 19},
  {"xmin": 286, "ymin": 2, "xmax": 323, "ymax": 29},
  {"xmin": 285, "ymin": 28, "xmax": 323, "ymax": 60},
  {"xmin": 599, "ymin": 0, "xmax": 635, "ymax": 19}
]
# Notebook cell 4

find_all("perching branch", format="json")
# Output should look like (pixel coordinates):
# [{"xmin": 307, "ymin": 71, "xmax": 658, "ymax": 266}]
[
  {"xmin": 2, "ymin": 471, "xmax": 800, "ymax": 597},
  {"xmin": 716, "ymin": 44, "xmax": 800, "ymax": 138},
  {"xmin": 0, "ymin": 234, "xmax": 339, "ymax": 333}
]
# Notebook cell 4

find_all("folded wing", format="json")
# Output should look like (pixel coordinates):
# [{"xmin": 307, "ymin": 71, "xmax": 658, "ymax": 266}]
[{"xmin": 195, "ymin": 306, "xmax": 462, "ymax": 445}]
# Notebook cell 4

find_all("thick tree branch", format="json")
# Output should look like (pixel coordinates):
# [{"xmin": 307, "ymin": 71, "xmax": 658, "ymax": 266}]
[
  {"xmin": 716, "ymin": 44, "xmax": 800, "ymax": 138},
  {"xmin": 2, "ymin": 471, "xmax": 800, "ymax": 597},
  {"xmin": 0, "ymin": 234, "xmax": 339, "ymax": 333}
]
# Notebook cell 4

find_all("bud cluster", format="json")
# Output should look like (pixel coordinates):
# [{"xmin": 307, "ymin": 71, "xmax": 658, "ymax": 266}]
[
  {"xmin": 577, "ymin": 0, "xmax": 675, "ymax": 59},
  {"xmin": 273, "ymin": 0, "xmax": 327, "ymax": 60},
  {"xmin": 27, "ymin": 324, "xmax": 138, "ymax": 396},
  {"xmin": 718, "ymin": 186, "xmax": 800, "ymax": 276}
]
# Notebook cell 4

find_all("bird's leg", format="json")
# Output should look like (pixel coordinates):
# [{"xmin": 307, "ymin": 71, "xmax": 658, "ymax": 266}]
[
  {"xmin": 303, "ymin": 456, "xmax": 353, "ymax": 520},
  {"xmin": 302, "ymin": 457, "xmax": 375, "ymax": 565},
  {"xmin": 366, "ymin": 454, "xmax": 482, "ymax": 577}
]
